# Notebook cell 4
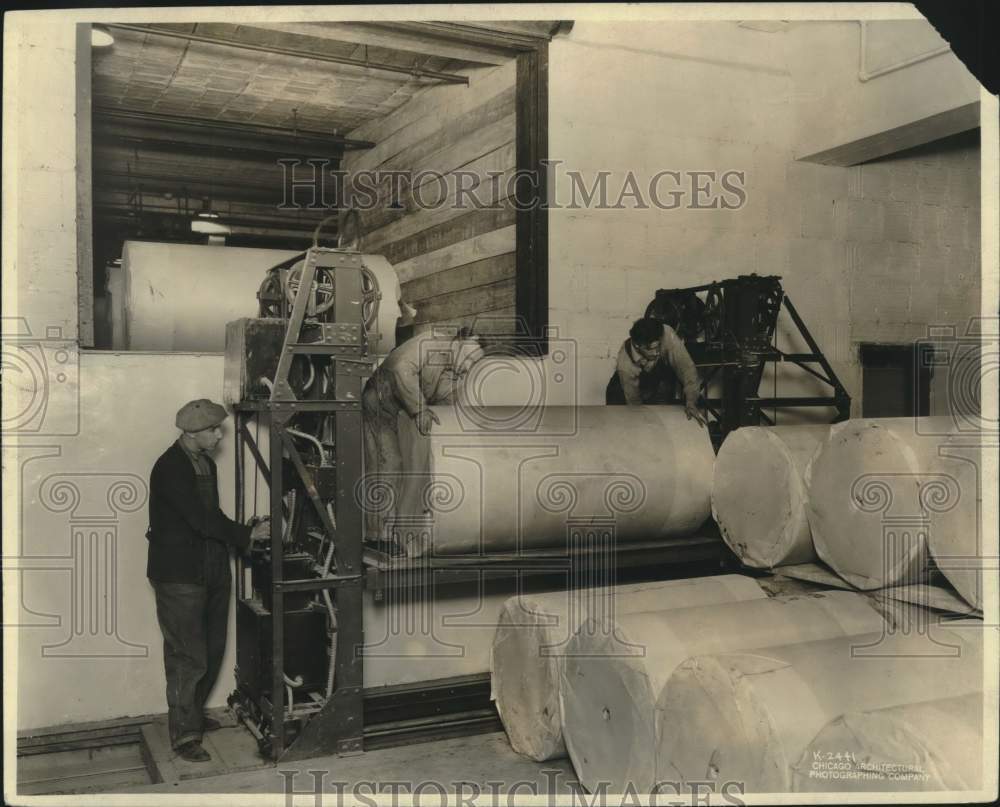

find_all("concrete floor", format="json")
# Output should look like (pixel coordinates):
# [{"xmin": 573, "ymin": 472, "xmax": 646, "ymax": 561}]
[{"xmin": 122, "ymin": 731, "xmax": 579, "ymax": 796}]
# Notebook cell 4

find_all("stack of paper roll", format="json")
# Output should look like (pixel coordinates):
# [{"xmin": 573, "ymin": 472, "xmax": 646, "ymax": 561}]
[
  {"xmin": 792, "ymin": 693, "xmax": 984, "ymax": 792},
  {"xmin": 491, "ymin": 574, "xmax": 766, "ymax": 761},
  {"xmin": 805, "ymin": 417, "xmax": 961, "ymax": 589},
  {"xmin": 558, "ymin": 591, "xmax": 885, "ymax": 793},
  {"xmin": 656, "ymin": 625, "xmax": 983, "ymax": 793},
  {"xmin": 711, "ymin": 425, "xmax": 830, "ymax": 568}
]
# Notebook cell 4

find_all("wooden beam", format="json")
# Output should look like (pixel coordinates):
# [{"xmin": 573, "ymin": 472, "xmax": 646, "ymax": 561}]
[
  {"xmin": 350, "ymin": 85, "xmax": 515, "ymax": 173},
  {"xmin": 76, "ymin": 23, "xmax": 95, "ymax": 347},
  {"xmin": 403, "ymin": 252, "xmax": 516, "ymax": 304},
  {"xmin": 93, "ymin": 107, "xmax": 370, "ymax": 162},
  {"xmin": 363, "ymin": 163, "xmax": 515, "ymax": 253},
  {"xmin": 797, "ymin": 102, "xmax": 980, "ymax": 166},
  {"xmin": 382, "ymin": 21, "xmax": 560, "ymax": 53},
  {"xmin": 264, "ymin": 22, "xmax": 513, "ymax": 66},
  {"xmin": 381, "ymin": 205, "xmax": 516, "ymax": 266},
  {"xmin": 395, "ymin": 227, "xmax": 515, "ymax": 284},
  {"xmin": 515, "ymin": 44, "xmax": 550, "ymax": 351},
  {"xmin": 108, "ymin": 24, "xmax": 470, "ymax": 85},
  {"xmin": 348, "ymin": 60, "xmax": 515, "ymax": 147},
  {"xmin": 358, "ymin": 122, "xmax": 516, "ymax": 236},
  {"xmin": 412, "ymin": 278, "xmax": 515, "ymax": 325},
  {"xmin": 95, "ymin": 106, "xmax": 372, "ymax": 149},
  {"xmin": 93, "ymin": 170, "xmax": 322, "ymax": 206}
]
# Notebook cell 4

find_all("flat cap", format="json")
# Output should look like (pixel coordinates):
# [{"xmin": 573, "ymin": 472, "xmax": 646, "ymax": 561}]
[{"xmin": 176, "ymin": 399, "xmax": 228, "ymax": 432}]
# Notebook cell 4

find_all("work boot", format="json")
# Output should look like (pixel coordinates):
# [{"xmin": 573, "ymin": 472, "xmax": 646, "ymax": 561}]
[
  {"xmin": 177, "ymin": 740, "xmax": 211, "ymax": 762},
  {"xmin": 202, "ymin": 715, "xmax": 223, "ymax": 732}
]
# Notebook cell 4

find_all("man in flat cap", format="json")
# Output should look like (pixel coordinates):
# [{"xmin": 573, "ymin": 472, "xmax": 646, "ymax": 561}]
[{"xmin": 146, "ymin": 398, "xmax": 269, "ymax": 762}]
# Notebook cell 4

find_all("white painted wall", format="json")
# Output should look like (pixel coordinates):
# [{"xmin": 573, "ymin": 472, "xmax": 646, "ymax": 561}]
[
  {"xmin": 787, "ymin": 20, "xmax": 981, "ymax": 159},
  {"xmin": 12, "ymin": 352, "xmax": 243, "ymax": 729}
]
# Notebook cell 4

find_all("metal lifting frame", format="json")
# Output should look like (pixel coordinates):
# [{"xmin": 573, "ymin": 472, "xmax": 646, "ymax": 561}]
[
  {"xmin": 647, "ymin": 274, "xmax": 851, "ymax": 446},
  {"xmin": 231, "ymin": 248, "xmax": 371, "ymax": 760}
]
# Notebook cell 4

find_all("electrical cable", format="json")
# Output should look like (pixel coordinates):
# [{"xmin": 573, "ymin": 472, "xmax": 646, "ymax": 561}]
[
  {"xmin": 322, "ymin": 590, "xmax": 338, "ymax": 698},
  {"xmin": 286, "ymin": 427, "xmax": 326, "ymax": 465}
]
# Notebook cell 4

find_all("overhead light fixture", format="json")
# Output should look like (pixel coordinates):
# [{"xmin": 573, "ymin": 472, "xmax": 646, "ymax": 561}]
[
  {"xmin": 91, "ymin": 24, "xmax": 114, "ymax": 48},
  {"xmin": 192, "ymin": 215, "xmax": 231, "ymax": 236},
  {"xmin": 192, "ymin": 203, "xmax": 231, "ymax": 236}
]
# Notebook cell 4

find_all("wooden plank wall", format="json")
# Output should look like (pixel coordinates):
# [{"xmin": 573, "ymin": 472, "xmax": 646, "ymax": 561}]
[{"xmin": 344, "ymin": 60, "xmax": 518, "ymax": 336}]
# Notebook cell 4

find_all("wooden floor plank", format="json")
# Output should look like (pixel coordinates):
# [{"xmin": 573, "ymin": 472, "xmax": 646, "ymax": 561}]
[
  {"xmin": 120, "ymin": 731, "xmax": 577, "ymax": 794},
  {"xmin": 141, "ymin": 717, "xmax": 270, "ymax": 783}
]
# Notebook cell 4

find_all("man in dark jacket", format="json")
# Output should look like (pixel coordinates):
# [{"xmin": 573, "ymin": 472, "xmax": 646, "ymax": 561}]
[{"xmin": 147, "ymin": 398, "xmax": 268, "ymax": 762}]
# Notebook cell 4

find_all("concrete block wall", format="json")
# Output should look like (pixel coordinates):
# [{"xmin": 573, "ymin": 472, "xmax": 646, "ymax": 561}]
[{"xmin": 846, "ymin": 138, "xmax": 981, "ymax": 343}]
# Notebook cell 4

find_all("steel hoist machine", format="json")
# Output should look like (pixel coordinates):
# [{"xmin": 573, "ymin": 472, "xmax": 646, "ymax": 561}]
[
  {"xmin": 224, "ymin": 223, "xmax": 377, "ymax": 761},
  {"xmin": 643, "ymin": 274, "xmax": 852, "ymax": 449}
]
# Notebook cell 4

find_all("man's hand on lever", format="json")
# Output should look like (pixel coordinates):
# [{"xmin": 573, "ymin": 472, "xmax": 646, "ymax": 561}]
[{"xmin": 249, "ymin": 517, "xmax": 271, "ymax": 549}]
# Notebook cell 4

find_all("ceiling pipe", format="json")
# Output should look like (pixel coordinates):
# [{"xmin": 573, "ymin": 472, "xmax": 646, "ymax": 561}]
[{"xmin": 106, "ymin": 23, "xmax": 470, "ymax": 85}]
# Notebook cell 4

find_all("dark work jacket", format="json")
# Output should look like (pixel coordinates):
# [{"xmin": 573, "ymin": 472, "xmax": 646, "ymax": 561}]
[{"xmin": 146, "ymin": 441, "xmax": 251, "ymax": 583}]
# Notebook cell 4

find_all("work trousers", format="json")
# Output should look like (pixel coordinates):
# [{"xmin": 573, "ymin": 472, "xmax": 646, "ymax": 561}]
[
  {"xmin": 361, "ymin": 381, "xmax": 403, "ymax": 543},
  {"xmin": 151, "ymin": 539, "xmax": 231, "ymax": 749},
  {"xmin": 605, "ymin": 361, "xmax": 678, "ymax": 405}
]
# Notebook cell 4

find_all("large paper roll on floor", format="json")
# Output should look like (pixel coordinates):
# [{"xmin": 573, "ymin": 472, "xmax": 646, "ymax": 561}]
[
  {"xmin": 805, "ymin": 417, "xmax": 958, "ymax": 589},
  {"xmin": 116, "ymin": 242, "xmax": 401, "ymax": 353},
  {"xmin": 926, "ymin": 435, "xmax": 983, "ymax": 610},
  {"xmin": 560, "ymin": 591, "xmax": 884, "ymax": 793},
  {"xmin": 394, "ymin": 406, "xmax": 715, "ymax": 556},
  {"xmin": 712, "ymin": 425, "xmax": 830, "ymax": 569},
  {"xmin": 656, "ymin": 625, "xmax": 983, "ymax": 793},
  {"xmin": 792, "ymin": 693, "xmax": 983, "ymax": 792},
  {"xmin": 492, "ymin": 574, "xmax": 766, "ymax": 762}
]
